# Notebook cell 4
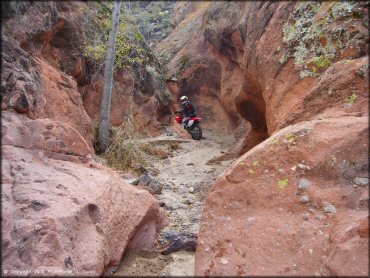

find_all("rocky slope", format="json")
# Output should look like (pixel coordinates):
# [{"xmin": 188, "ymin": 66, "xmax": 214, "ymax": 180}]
[
  {"xmin": 114, "ymin": 129, "xmax": 236, "ymax": 276},
  {"xmin": 1, "ymin": 2, "xmax": 169, "ymax": 276}
]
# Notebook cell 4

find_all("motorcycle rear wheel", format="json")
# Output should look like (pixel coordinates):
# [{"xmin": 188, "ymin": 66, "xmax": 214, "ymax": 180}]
[{"xmin": 190, "ymin": 124, "xmax": 202, "ymax": 140}]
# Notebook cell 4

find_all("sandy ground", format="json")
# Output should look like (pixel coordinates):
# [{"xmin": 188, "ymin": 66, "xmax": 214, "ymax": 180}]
[{"xmin": 113, "ymin": 128, "xmax": 236, "ymax": 276}]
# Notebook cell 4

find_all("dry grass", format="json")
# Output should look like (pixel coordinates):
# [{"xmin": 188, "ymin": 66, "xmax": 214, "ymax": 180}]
[
  {"xmin": 102, "ymin": 116, "xmax": 147, "ymax": 172},
  {"xmin": 140, "ymin": 143, "xmax": 168, "ymax": 159},
  {"xmin": 167, "ymin": 141, "xmax": 181, "ymax": 152},
  {"xmin": 101, "ymin": 120, "xmax": 170, "ymax": 172},
  {"xmin": 95, "ymin": 97, "xmax": 181, "ymax": 172}
]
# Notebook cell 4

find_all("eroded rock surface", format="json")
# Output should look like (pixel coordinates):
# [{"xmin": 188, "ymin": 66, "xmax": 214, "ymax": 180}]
[
  {"xmin": 193, "ymin": 1, "xmax": 369, "ymax": 276},
  {"xmin": 1, "ymin": 112, "xmax": 167, "ymax": 276},
  {"xmin": 196, "ymin": 117, "xmax": 369, "ymax": 276},
  {"xmin": 1, "ymin": 2, "xmax": 169, "ymax": 275},
  {"xmin": 1, "ymin": 1, "xmax": 172, "ymax": 138}
]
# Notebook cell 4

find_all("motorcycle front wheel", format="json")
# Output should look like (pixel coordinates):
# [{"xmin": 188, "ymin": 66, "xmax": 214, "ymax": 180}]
[{"xmin": 190, "ymin": 124, "xmax": 202, "ymax": 140}]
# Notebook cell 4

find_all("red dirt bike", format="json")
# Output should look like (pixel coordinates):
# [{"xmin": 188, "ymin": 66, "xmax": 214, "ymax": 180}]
[{"xmin": 175, "ymin": 111, "xmax": 202, "ymax": 140}]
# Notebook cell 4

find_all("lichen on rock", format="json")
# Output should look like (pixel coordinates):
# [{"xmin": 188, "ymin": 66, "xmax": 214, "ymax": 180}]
[{"xmin": 281, "ymin": 1, "xmax": 367, "ymax": 79}]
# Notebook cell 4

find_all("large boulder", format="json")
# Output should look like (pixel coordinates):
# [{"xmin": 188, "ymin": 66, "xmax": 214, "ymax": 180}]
[
  {"xmin": 1, "ymin": 111, "xmax": 167, "ymax": 276},
  {"xmin": 195, "ymin": 116, "xmax": 368, "ymax": 276}
]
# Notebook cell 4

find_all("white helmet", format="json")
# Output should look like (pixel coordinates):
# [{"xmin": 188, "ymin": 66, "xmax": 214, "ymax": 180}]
[{"xmin": 180, "ymin": 95, "xmax": 188, "ymax": 104}]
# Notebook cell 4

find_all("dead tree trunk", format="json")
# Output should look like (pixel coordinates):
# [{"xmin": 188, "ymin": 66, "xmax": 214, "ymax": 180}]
[{"xmin": 99, "ymin": 0, "xmax": 122, "ymax": 152}]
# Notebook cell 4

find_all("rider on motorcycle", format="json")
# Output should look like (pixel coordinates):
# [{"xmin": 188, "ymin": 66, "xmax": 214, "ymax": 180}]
[{"xmin": 177, "ymin": 96, "xmax": 196, "ymax": 129}]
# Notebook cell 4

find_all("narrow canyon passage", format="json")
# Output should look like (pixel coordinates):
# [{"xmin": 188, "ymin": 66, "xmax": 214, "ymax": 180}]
[
  {"xmin": 2, "ymin": 1, "xmax": 368, "ymax": 276},
  {"xmin": 113, "ymin": 128, "xmax": 237, "ymax": 276}
]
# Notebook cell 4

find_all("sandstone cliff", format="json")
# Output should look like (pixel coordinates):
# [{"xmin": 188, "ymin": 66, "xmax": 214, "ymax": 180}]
[
  {"xmin": 186, "ymin": 2, "xmax": 369, "ymax": 276},
  {"xmin": 1, "ymin": 2, "xmax": 168, "ymax": 275}
]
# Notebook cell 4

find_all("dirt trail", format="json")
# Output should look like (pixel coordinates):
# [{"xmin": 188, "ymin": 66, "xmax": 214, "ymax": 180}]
[{"xmin": 114, "ymin": 128, "xmax": 236, "ymax": 276}]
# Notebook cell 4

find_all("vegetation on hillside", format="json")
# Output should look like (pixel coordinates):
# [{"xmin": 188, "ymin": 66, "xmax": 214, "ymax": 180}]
[{"xmin": 82, "ymin": 2, "xmax": 152, "ymax": 70}]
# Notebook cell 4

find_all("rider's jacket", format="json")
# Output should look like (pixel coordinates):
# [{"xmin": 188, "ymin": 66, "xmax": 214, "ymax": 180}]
[{"xmin": 181, "ymin": 100, "xmax": 196, "ymax": 117}]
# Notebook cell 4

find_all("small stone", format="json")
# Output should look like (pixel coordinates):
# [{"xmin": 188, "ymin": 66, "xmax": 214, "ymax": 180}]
[
  {"xmin": 165, "ymin": 202, "xmax": 178, "ymax": 211},
  {"xmin": 246, "ymin": 217, "xmax": 257, "ymax": 226},
  {"xmin": 303, "ymin": 213, "xmax": 309, "ymax": 221},
  {"xmin": 160, "ymin": 232, "xmax": 197, "ymax": 255},
  {"xmin": 127, "ymin": 178, "xmax": 138, "ymax": 185},
  {"xmin": 298, "ymin": 178, "xmax": 311, "ymax": 189},
  {"xmin": 220, "ymin": 257, "xmax": 229, "ymax": 265},
  {"xmin": 34, "ymin": 224, "xmax": 42, "ymax": 232},
  {"xmin": 178, "ymin": 186, "xmax": 188, "ymax": 195},
  {"xmin": 278, "ymin": 169, "xmax": 286, "ymax": 175},
  {"xmin": 298, "ymin": 163, "xmax": 311, "ymax": 171},
  {"xmin": 309, "ymin": 248, "xmax": 313, "ymax": 255},
  {"xmin": 323, "ymin": 202, "xmax": 336, "ymax": 214},
  {"xmin": 183, "ymin": 199, "xmax": 193, "ymax": 205},
  {"xmin": 300, "ymin": 194, "xmax": 310, "ymax": 203},
  {"xmin": 189, "ymin": 187, "xmax": 195, "ymax": 194},
  {"xmin": 138, "ymin": 174, "xmax": 163, "ymax": 194},
  {"xmin": 353, "ymin": 177, "xmax": 369, "ymax": 186}
]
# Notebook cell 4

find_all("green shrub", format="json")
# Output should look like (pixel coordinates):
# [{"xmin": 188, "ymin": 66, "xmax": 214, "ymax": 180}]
[
  {"xmin": 83, "ymin": 5, "xmax": 151, "ymax": 70},
  {"xmin": 345, "ymin": 93, "xmax": 358, "ymax": 104},
  {"xmin": 312, "ymin": 56, "xmax": 331, "ymax": 69}
]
